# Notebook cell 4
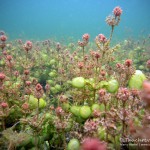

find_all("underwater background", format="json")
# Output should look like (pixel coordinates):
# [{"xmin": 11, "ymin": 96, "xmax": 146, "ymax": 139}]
[
  {"xmin": 0, "ymin": 0, "xmax": 150, "ymax": 43},
  {"xmin": 1, "ymin": 1, "xmax": 150, "ymax": 150}
]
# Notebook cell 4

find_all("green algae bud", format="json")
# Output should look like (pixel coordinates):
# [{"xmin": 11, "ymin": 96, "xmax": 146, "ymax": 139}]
[
  {"xmin": 67, "ymin": 139, "xmax": 80, "ymax": 150},
  {"xmin": 49, "ymin": 59, "xmax": 56, "ymax": 65},
  {"xmin": 99, "ymin": 104, "xmax": 105, "ymax": 111},
  {"xmin": 91, "ymin": 104, "xmax": 100, "ymax": 111},
  {"xmin": 49, "ymin": 71, "xmax": 57, "ymax": 78},
  {"xmin": 62, "ymin": 103, "xmax": 70, "ymax": 112},
  {"xmin": 55, "ymin": 84, "xmax": 62, "ymax": 91},
  {"xmin": 28, "ymin": 95, "xmax": 47, "ymax": 109},
  {"xmin": 50, "ymin": 87, "xmax": 58, "ymax": 94},
  {"xmin": 0, "ymin": 60, "xmax": 5, "ymax": 66},
  {"xmin": 106, "ymin": 79, "xmax": 119, "ymax": 93},
  {"xmin": 85, "ymin": 78, "xmax": 95, "ymax": 86},
  {"xmin": 72, "ymin": 77, "xmax": 85, "ymax": 88},
  {"xmin": 47, "ymin": 79, "xmax": 54, "ymax": 85},
  {"xmin": 98, "ymin": 126, "xmax": 106, "ymax": 140},
  {"xmin": 70, "ymin": 106, "xmax": 81, "ymax": 117},
  {"xmin": 139, "ymin": 65, "xmax": 144, "ymax": 70},
  {"xmin": 98, "ymin": 81, "xmax": 108, "ymax": 88},
  {"xmin": 42, "ymin": 54, "xmax": 48, "ymax": 60},
  {"xmin": 129, "ymin": 70, "xmax": 146, "ymax": 89},
  {"xmin": 135, "ymin": 70, "xmax": 146, "ymax": 81},
  {"xmin": 79, "ymin": 106, "xmax": 91, "ymax": 119}
]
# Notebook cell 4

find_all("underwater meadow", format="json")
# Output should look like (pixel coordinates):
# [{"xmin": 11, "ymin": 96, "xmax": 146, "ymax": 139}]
[{"xmin": 0, "ymin": 0, "xmax": 150, "ymax": 150}]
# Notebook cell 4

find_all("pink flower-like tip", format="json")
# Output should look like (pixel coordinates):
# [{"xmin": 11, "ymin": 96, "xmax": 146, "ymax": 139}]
[
  {"xmin": 22, "ymin": 103, "xmax": 29, "ymax": 110},
  {"xmin": 113, "ymin": 6, "xmax": 122, "ymax": 17},
  {"xmin": 78, "ymin": 41, "xmax": 86, "ymax": 47},
  {"xmin": 82, "ymin": 33, "xmax": 90, "ymax": 41},
  {"xmin": 125, "ymin": 59, "xmax": 132, "ymax": 67},
  {"xmin": 81, "ymin": 138, "xmax": 107, "ymax": 150},
  {"xmin": 0, "ymin": 35, "xmax": 7, "ymax": 42},
  {"xmin": 55, "ymin": 106, "xmax": 64, "ymax": 116},
  {"xmin": 100, "ymin": 70, "xmax": 106, "ymax": 76},
  {"xmin": 95, "ymin": 52, "xmax": 101, "ymax": 59},
  {"xmin": 99, "ymin": 89, "xmax": 106, "ymax": 97},
  {"xmin": 78, "ymin": 62, "xmax": 84, "ymax": 69},
  {"xmin": 25, "ymin": 81, "xmax": 31, "ymax": 86},
  {"xmin": 35, "ymin": 83, "xmax": 43, "ymax": 91},
  {"xmin": 14, "ymin": 71, "xmax": 19, "ymax": 77},
  {"xmin": 6, "ymin": 55, "xmax": 12, "ymax": 61},
  {"xmin": 0, "ymin": 72, "xmax": 6, "ymax": 80},
  {"xmin": 98, "ymin": 34, "xmax": 107, "ymax": 43},
  {"xmin": 26, "ymin": 41, "xmax": 32, "ymax": 47},
  {"xmin": 45, "ymin": 83, "xmax": 50, "ymax": 91},
  {"xmin": 1, "ymin": 102, "xmax": 8, "ymax": 108},
  {"xmin": 143, "ymin": 81, "xmax": 150, "ymax": 92},
  {"xmin": 24, "ymin": 41, "xmax": 32, "ymax": 51},
  {"xmin": 2, "ymin": 50, "xmax": 7, "ymax": 55},
  {"xmin": 116, "ymin": 63, "xmax": 122, "ymax": 68},
  {"xmin": 147, "ymin": 60, "xmax": 150, "ymax": 68},
  {"xmin": 24, "ymin": 70, "xmax": 30, "ymax": 75},
  {"xmin": 142, "ymin": 81, "xmax": 150, "ymax": 105}
]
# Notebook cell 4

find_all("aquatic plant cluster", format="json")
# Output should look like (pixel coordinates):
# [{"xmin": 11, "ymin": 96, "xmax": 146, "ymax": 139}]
[{"xmin": 0, "ymin": 6, "xmax": 150, "ymax": 150}]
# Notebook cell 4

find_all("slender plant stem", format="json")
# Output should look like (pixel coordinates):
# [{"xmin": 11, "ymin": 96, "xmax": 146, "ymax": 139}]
[
  {"xmin": 109, "ymin": 25, "xmax": 114, "ymax": 42},
  {"xmin": 35, "ymin": 132, "xmax": 39, "ymax": 150},
  {"xmin": 122, "ymin": 102, "xmax": 126, "ymax": 136},
  {"xmin": 37, "ymin": 99, "xmax": 40, "ymax": 119},
  {"xmin": 104, "ymin": 103, "xmax": 108, "ymax": 141},
  {"xmin": 82, "ymin": 46, "xmax": 85, "ymax": 61},
  {"xmin": 93, "ymin": 90, "xmax": 96, "ymax": 103},
  {"xmin": 2, "ymin": 118, "xmax": 5, "ymax": 130}
]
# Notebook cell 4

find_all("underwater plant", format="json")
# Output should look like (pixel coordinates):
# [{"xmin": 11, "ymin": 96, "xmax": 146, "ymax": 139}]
[{"xmin": 0, "ymin": 6, "xmax": 150, "ymax": 150}]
